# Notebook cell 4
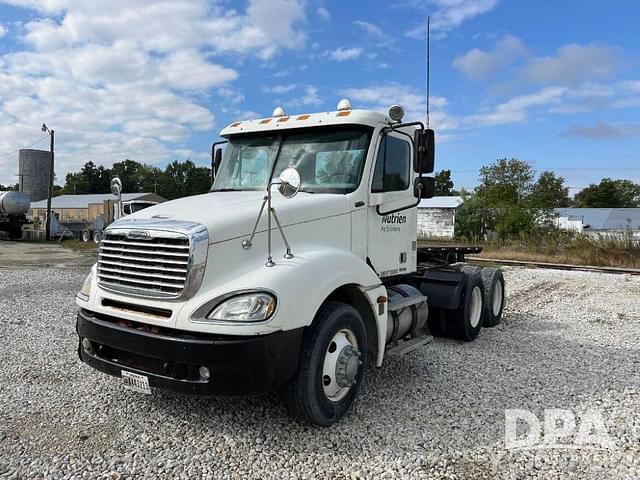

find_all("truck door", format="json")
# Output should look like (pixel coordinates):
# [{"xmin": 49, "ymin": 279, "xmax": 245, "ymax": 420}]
[{"xmin": 366, "ymin": 131, "xmax": 417, "ymax": 277}]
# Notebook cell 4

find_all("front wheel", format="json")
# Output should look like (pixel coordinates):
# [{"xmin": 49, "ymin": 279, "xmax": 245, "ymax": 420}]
[{"xmin": 285, "ymin": 301, "xmax": 366, "ymax": 426}]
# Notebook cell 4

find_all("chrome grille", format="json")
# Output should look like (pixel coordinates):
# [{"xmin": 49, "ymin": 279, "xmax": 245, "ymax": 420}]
[{"xmin": 98, "ymin": 231, "xmax": 190, "ymax": 298}]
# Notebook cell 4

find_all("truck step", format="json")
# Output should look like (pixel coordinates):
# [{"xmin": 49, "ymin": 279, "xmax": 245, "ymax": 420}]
[{"xmin": 386, "ymin": 335, "xmax": 434, "ymax": 357}]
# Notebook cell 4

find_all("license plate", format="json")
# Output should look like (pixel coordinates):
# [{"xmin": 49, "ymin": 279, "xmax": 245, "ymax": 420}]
[{"xmin": 121, "ymin": 370, "xmax": 151, "ymax": 394}]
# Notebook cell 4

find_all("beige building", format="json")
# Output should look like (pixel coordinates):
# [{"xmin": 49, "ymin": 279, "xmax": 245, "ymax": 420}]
[{"xmin": 29, "ymin": 193, "xmax": 165, "ymax": 225}]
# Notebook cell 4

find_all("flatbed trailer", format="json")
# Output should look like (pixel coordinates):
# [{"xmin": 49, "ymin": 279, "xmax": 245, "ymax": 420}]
[{"xmin": 417, "ymin": 245, "xmax": 483, "ymax": 265}]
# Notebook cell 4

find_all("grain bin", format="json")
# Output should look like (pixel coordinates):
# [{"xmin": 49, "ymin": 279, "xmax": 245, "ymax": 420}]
[{"xmin": 19, "ymin": 149, "xmax": 51, "ymax": 202}]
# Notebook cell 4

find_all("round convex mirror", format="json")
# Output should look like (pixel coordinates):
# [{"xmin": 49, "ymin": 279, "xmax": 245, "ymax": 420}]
[
  {"xmin": 278, "ymin": 167, "xmax": 301, "ymax": 198},
  {"xmin": 110, "ymin": 177, "xmax": 123, "ymax": 196}
]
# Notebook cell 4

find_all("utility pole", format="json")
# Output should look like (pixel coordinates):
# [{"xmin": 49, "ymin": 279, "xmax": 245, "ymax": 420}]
[{"xmin": 41, "ymin": 123, "xmax": 55, "ymax": 241}]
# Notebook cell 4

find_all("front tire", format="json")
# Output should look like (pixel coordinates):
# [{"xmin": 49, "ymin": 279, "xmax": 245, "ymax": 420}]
[{"xmin": 285, "ymin": 301, "xmax": 366, "ymax": 426}]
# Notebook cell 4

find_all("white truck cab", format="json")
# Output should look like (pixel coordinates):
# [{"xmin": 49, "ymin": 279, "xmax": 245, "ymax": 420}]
[{"xmin": 76, "ymin": 101, "xmax": 505, "ymax": 425}]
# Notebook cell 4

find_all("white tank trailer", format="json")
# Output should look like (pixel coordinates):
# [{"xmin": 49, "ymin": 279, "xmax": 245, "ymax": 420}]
[{"xmin": 0, "ymin": 191, "xmax": 31, "ymax": 239}]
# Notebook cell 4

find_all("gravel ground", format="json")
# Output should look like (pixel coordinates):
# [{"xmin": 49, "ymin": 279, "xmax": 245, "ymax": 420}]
[{"xmin": 0, "ymin": 258, "xmax": 639, "ymax": 479}]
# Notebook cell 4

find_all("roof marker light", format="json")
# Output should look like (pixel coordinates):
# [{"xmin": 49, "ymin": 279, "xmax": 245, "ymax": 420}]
[
  {"xmin": 259, "ymin": 118, "xmax": 272, "ymax": 124},
  {"xmin": 296, "ymin": 114, "xmax": 311, "ymax": 120},
  {"xmin": 230, "ymin": 122, "xmax": 241, "ymax": 127},
  {"xmin": 336, "ymin": 111, "xmax": 351, "ymax": 117},
  {"xmin": 336, "ymin": 98, "xmax": 352, "ymax": 111},
  {"xmin": 277, "ymin": 116, "xmax": 290, "ymax": 122},
  {"xmin": 272, "ymin": 106, "xmax": 286, "ymax": 117}
]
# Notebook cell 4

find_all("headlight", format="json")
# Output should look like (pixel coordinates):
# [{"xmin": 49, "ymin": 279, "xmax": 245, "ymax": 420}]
[
  {"xmin": 207, "ymin": 293, "xmax": 276, "ymax": 322},
  {"xmin": 77, "ymin": 273, "xmax": 92, "ymax": 301}
]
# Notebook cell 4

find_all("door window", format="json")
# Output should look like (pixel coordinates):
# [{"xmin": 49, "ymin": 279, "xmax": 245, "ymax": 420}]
[{"xmin": 371, "ymin": 136, "xmax": 411, "ymax": 192}]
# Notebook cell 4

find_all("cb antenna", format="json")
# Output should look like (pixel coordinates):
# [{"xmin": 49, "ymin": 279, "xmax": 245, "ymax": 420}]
[{"xmin": 426, "ymin": 15, "xmax": 431, "ymax": 129}]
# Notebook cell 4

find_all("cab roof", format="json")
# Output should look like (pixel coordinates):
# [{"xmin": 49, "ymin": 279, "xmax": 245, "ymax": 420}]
[{"xmin": 219, "ymin": 109, "xmax": 393, "ymax": 137}]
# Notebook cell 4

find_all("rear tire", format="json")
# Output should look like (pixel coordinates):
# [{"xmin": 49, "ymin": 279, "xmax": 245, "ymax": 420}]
[
  {"xmin": 93, "ymin": 231, "xmax": 101, "ymax": 243},
  {"xmin": 450, "ymin": 272, "xmax": 484, "ymax": 341},
  {"xmin": 480, "ymin": 268, "xmax": 505, "ymax": 327},
  {"xmin": 81, "ymin": 230, "xmax": 91, "ymax": 242},
  {"xmin": 285, "ymin": 301, "xmax": 366, "ymax": 426}
]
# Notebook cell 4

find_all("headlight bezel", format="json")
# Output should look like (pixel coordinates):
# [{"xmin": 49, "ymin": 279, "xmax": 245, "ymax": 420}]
[{"xmin": 192, "ymin": 290, "xmax": 278, "ymax": 324}]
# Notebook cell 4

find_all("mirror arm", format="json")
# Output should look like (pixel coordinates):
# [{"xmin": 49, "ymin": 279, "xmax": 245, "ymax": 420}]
[{"xmin": 382, "ymin": 121, "xmax": 425, "ymax": 133}]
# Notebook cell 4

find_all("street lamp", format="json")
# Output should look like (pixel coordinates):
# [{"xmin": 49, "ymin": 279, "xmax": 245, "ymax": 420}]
[{"xmin": 41, "ymin": 123, "xmax": 55, "ymax": 241}]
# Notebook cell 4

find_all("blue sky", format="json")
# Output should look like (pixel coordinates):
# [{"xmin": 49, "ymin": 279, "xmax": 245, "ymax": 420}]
[{"xmin": 0, "ymin": 0, "xmax": 639, "ymax": 194}]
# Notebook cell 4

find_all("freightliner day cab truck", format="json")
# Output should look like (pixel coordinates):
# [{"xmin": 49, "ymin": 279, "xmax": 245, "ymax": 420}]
[{"xmin": 75, "ymin": 100, "xmax": 505, "ymax": 426}]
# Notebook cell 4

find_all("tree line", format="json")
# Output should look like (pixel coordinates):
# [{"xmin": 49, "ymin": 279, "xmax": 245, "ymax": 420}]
[
  {"xmin": 53, "ymin": 159, "xmax": 212, "ymax": 200},
  {"xmin": 436, "ymin": 158, "xmax": 640, "ymax": 240}
]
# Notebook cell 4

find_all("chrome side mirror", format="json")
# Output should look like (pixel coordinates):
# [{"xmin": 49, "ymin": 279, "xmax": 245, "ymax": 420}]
[
  {"xmin": 278, "ymin": 167, "xmax": 301, "ymax": 198},
  {"xmin": 110, "ymin": 177, "xmax": 123, "ymax": 196}
]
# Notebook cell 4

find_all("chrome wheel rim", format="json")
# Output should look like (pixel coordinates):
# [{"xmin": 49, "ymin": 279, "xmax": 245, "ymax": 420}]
[
  {"xmin": 322, "ymin": 329, "xmax": 360, "ymax": 401},
  {"xmin": 469, "ymin": 286, "xmax": 482, "ymax": 328}
]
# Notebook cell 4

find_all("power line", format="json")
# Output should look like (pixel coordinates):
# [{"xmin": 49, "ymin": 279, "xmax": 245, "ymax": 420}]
[{"xmin": 0, "ymin": 136, "xmax": 49, "ymax": 158}]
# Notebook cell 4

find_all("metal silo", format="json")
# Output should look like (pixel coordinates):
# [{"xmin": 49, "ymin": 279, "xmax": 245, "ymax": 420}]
[{"xmin": 19, "ymin": 149, "xmax": 51, "ymax": 202}]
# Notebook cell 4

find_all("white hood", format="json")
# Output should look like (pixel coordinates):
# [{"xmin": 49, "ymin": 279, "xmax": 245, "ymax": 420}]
[{"xmin": 114, "ymin": 191, "xmax": 352, "ymax": 244}]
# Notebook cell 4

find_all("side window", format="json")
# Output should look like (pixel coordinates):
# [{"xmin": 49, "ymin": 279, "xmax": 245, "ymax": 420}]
[{"xmin": 371, "ymin": 136, "xmax": 411, "ymax": 192}]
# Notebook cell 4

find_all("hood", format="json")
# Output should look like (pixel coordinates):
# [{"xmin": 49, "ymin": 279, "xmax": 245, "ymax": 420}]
[{"xmin": 112, "ymin": 191, "xmax": 352, "ymax": 243}]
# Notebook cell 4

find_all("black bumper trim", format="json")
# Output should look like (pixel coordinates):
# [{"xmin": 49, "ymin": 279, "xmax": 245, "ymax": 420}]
[{"xmin": 76, "ymin": 310, "xmax": 303, "ymax": 396}]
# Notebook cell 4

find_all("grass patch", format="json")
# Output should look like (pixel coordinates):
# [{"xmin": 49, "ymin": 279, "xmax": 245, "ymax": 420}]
[
  {"xmin": 61, "ymin": 239, "xmax": 98, "ymax": 252},
  {"xmin": 476, "ymin": 230, "xmax": 640, "ymax": 268}
]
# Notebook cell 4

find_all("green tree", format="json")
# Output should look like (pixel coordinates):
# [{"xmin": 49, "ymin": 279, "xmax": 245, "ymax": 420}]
[
  {"xmin": 527, "ymin": 171, "xmax": 569, "ymax": 208},
  {"xmin": 62, "ymin": 161, "xmax": 111, "ymax": 194},
  {"xmin": 456, "ymin": 158, "xmax": 538, "ymax": 240},
  {"xmin": 479, "ymin": 158, "xmax": 535, "ymax": 206},
  {"xmin": 111, "ymin": 159, "xmax": 145, "ymax": 192},
  {"xmin": 158, "ymin": 160, "xmax": 211, "ymax": 200},
  {"xmin": 574, "ymin": 178, "xmax": 640, "ymax": 208},
  {"xmin": 434, "ymin": 169, "xmax": 454, "ymax": 196}
]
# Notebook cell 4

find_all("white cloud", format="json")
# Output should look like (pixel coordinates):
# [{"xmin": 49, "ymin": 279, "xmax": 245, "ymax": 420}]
[
  {"xmin": 0, "ymin": 24, "xmax": 6, "ymax": 37},
  {"xmin": 520, "ymin": 43, "xmax": 620, "ymax": 85},
  {"xmin": 406, "ymin": 0, "xmax": 498, "ymax": 39},
  {"xmin": 465, "ymin": 86, "xmax": 567, "ymax": 126},
  {"xmin": 290, "ymin": 85, "xmax": 323, "ymax": 108},
  {"xmin": 317, "ymin": 7, "xmax": 330, "ymax": 21},
  {"xmin": 452, "ymin": 34, "xmax": 527, "ymax": 79},
  {"xmin": 463, "ymin": 79, "xmax": 640, "ymax": 127},
  {"xmin": 353, "ymin": 20, "xmax": 385, "ymax": 38},
  {"xmin": 161, "ymin": 50, "xmax": 238, "ymax": 90},
  {"xmin": 0, "ymin": 0, "xmax": 308, "ymax": 183},
  {"xmin": 340, "ymin": 83, "xmax": 454, "ymax": 130},
  {"xmin": 262, "ymin": 84, "xmax": 298, "ymax": 94},
  {"xmin": 329, "ymin": 46, "xmax": 364, "ymax": 62}
]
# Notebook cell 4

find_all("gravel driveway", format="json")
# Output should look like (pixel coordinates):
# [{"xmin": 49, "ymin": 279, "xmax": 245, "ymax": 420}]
[{"xmin": 1, "ymin": 258, "xmax": 639, "ymax": 479}]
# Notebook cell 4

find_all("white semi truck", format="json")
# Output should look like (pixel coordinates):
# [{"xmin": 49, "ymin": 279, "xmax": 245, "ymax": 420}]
[{"xmin": 76, "ymin": 101, "xmax": 505, "ymax": 425}]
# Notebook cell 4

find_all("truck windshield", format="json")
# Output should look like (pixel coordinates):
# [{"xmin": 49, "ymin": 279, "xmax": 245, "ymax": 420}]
[{"xmin": 211, "ymin": 127, "xmax": 372, "ymax": 194}]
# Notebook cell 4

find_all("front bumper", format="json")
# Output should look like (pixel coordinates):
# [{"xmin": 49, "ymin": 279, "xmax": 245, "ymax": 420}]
[{"xmin": 76, "ymin": 309, "xmax": 303, "ymax": 396}]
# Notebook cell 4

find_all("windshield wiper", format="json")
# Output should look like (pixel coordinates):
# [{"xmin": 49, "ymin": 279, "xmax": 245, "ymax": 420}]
[{"xmin": 211, "ymin": 188, "xmax": 245, "ymax": 192}]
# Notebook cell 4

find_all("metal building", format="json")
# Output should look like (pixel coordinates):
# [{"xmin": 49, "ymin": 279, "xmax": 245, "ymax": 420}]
[
  {"xmin": 554, "ymin": 208, "xmax": 640, "ymax": 240},
  {"xmin": 18, "ymin": 149, "xmax": 51, "ymax": 202}
]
